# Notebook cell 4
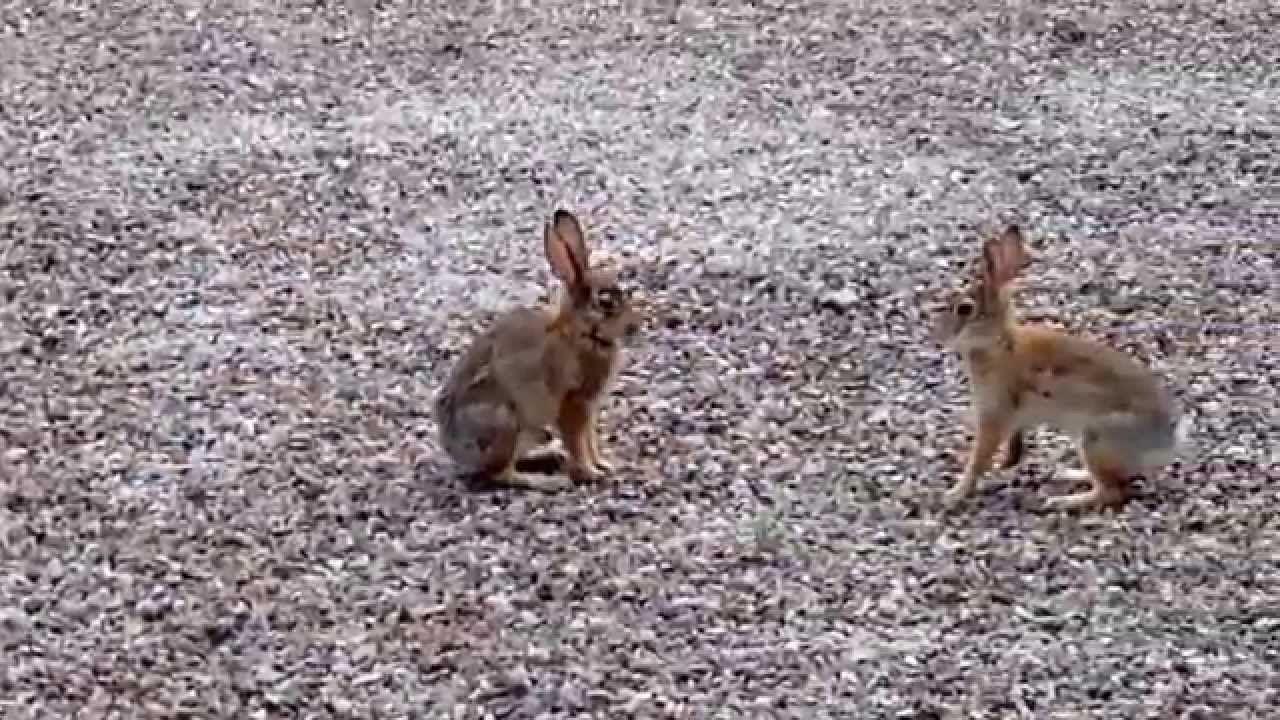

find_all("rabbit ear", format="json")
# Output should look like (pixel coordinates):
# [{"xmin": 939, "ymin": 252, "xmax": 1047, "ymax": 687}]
[
  {"xmin": 981, "ymin": 225, "xmax": 1030, "ymax": 288},
  {"xmin": 544, "ymin": 210, "xmax": 591, "ymax": 290}
]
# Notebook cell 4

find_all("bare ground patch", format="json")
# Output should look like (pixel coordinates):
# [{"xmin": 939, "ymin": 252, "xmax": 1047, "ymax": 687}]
[{"xmin": 1, "ymin": 1, "xmax": 1277, "ymax": 718}]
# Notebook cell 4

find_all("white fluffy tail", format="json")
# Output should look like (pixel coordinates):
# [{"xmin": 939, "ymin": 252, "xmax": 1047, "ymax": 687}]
[
  {"xmin": 1135, "ymin": 414, "xmax": 1195, "ymax": 470},
  {"xmin": 1173, "ymin": 414, "xmax": 1195, "ymax": 459}
]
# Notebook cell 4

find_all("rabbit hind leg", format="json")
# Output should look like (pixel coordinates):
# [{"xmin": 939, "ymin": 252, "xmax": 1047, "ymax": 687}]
[
  {"xmin": 444, "ymin": 401, "xmax": 570, "ymax": 492},
  {"xmin": 1046, "ymin": 433, "xmax": 1135, "ymax": 511}
]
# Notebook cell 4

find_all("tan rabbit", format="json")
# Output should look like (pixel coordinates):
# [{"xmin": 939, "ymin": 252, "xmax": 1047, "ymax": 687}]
[
  {"xmin": 434, "ymin": 209, "xmax": 642, "ymax": 491},
  {"xmin": 932, "ymin": 225, "xmax": 1192, "ymax": 510}
]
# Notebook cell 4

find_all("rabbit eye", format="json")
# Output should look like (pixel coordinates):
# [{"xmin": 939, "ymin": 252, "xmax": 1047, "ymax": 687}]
[
  {"xmin": 594, "ymin": 287, "xmax": 622, "ymax": 311},
  {"xmin": 955, "ymin": 300, "xmax": 975, "ymax": 318}
]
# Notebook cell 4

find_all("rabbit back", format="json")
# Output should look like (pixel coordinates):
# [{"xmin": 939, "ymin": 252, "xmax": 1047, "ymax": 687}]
[{"xmin": 999, "ymin": 325, "xmax": 1183, "ymax": 468}]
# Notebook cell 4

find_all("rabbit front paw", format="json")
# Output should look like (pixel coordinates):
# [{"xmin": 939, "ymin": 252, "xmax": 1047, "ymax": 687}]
[{"xmin": 943, "ymin": 477, "xmax": 976, "ymax": 504}]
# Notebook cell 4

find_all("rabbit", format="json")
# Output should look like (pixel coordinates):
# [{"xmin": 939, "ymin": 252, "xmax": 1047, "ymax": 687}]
[
  {"xmin": 434, "ymin": 209, "xmax": 642, "ymax": 492},
  {"xmin": 932, "ymin": 225, "xmax": 1192, "ymax": 511}
]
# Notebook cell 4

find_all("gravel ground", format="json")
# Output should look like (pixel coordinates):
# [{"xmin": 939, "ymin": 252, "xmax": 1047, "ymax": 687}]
[{"xmin": 2, "ymin": 1, "xmax": 1278, "ymax": 718}]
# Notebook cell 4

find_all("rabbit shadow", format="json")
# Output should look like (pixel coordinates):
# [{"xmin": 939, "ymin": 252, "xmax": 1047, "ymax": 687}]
[{"xmin": 456, "ymin": 449, "xmax": 571, "ymax": 495}]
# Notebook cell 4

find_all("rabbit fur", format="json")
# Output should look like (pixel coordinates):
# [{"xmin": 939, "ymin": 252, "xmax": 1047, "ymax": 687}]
[
  {"xmin": 933, "ymin": 226, "xmax": 1192, "ymax": 511},
  {"xmin": 434, "ymin": 209, "xmax": 642, "ymax": 492}
]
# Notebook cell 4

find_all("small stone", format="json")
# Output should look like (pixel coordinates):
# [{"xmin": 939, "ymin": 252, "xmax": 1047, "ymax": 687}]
[{"xmin": 818, "ymin": 289, "xmax": 862, "ymax": 313}]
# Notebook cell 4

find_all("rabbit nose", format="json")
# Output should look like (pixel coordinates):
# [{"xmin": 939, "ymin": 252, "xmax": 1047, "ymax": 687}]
[{"xmin": 928, "ymin": 318, "xmax": 954, "ymax": 344}]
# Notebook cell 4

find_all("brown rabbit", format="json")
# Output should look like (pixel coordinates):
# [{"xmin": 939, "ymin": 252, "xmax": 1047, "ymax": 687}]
[
  {"xmin": 933, "ymin": 225, "xmax": 1192, "ymax": 510},
  {"xmin": 434, "ymin": 209, "xmax": 642, "ymax": 491}
]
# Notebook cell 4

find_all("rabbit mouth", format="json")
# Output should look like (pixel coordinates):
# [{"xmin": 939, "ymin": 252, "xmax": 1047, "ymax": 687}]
[
  {"xmin": 622, "ymin": 317, "xmax": 642, "ymax": 339},
  {"xmin": 586, "ymin": 324, "xmax": 629, "ymax": 350},
  {"xmin": 588, "ymin": 317, "xmax": 641, "ymax": 349},
  {"xmin": 588, "ymin": 330, "xmax": 617, "ymax": 349}
]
